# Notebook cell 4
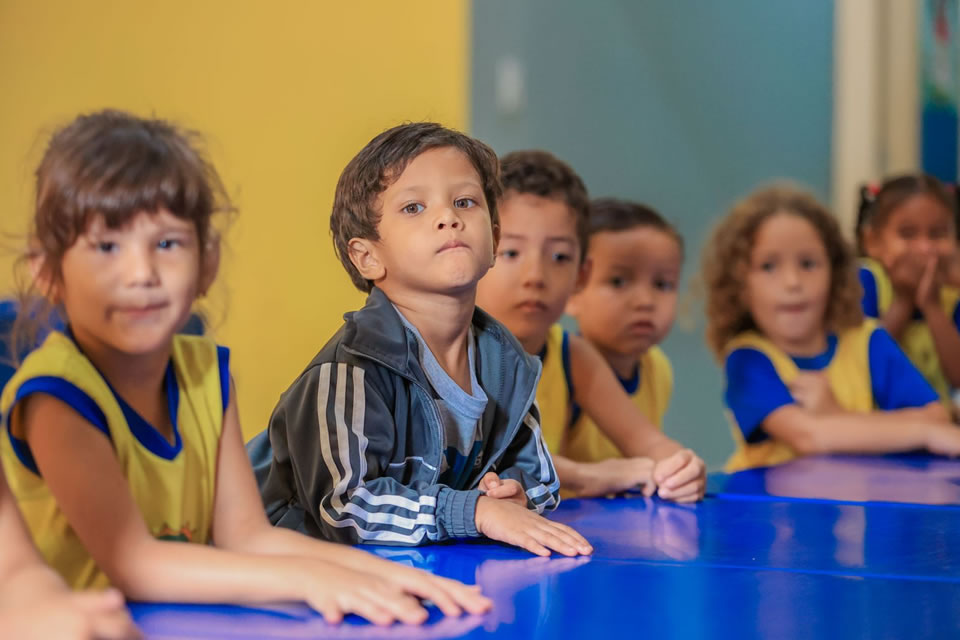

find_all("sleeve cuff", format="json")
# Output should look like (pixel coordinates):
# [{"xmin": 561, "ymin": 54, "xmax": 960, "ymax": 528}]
[{"xmin": 437, "ymin": 488, "xmax": 481, "ymax": 538}]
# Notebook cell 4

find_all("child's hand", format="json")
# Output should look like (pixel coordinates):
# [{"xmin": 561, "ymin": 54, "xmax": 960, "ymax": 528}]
[
  {"xmin": 477, "ymin": 472, "xmax": 527, "ymax": 507},
  {"xmin": 322, "ymin": 546, "xmax": 492, "ymax": 617},
  {"xmin": 302, "ymin": 562, "xmax": 431, "ymax": 626},
  {"xmin": 474, "ymin": 496, "xmax": 593, "ymax": 557},
  {"xmin": 651, "ymin": 449, "xmax": 705, "ymax": 503},
  {"xmin": 915, "ymin": 254, "xmax": 943, "ymax": 311},
  {"xmin": 888, "ymin": 252, "xmax": 925, "ymax": 299},
  {"xmin": 943, "ymin": 251, "xmax": 960, "ymax": 288},
  {"xmin": 577, "ymin": 457, "xmax": 656, "ymax": 498},
  {"xmin": 789, "ymin": 372, "xmax": 841, "ymax": 415},
  {"xmin": 0, "ymin": 588, "xmax": 141, "ymax": 640},
  {"xmin": 925, "ymin": 423, "xmax": 960, "ymax": 458}
]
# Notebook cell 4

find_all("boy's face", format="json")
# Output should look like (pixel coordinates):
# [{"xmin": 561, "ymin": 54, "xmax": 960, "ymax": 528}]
[
  {"xmin": 476, "ymin": 192, "xmax": 581, "ymax": 352},
  {"xmin": 568, "ymin": 227, "xmax": 681, "ymax": 361},
  {"xmin": 354, "ymin": 146, "xmax": 496, "ymax": 297}
]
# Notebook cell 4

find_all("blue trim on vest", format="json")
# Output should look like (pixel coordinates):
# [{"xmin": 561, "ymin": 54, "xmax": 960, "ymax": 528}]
[
  {"xmin": 7, "ymin": 430, "xmax": 38, "ymax": 474},
  {"xmin": 619, "ymin": 364, "xmax": 641, "ymax": 395},
  {"xmin": 111, "ymin": 362, "xmax": 182, "ymax": 460},
  {"xmin": 789, "ymin": 334, "xmax": 838, "ymax": 371},
  {"xmin": 217, "ymin": 345, "xmax": 230, "ymax": 413}
]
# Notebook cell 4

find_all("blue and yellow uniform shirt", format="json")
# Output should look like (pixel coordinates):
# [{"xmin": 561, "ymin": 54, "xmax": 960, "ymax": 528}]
[
  {"xmin": 563, "ymin": 345, "xmax": 673, "ymax": 463},
  {"xmin": 535, "ymin": 324, "xmax": 574, "ymax": 456},
  {"xmin": 722, "ymin": 320, "xmax": 937, "ymax": 472},
  {"xmin": 0, "ymin": 331, "xmax": 228, "ymax": 589},
  {"xmin": 859, "ymin": 257, "xmax": 960, "ymax": 408}
]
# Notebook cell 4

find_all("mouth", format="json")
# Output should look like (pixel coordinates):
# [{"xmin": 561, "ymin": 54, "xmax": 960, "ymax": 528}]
[
  {"xmin": 438, "ymin": 240, "xmax": 469, "ymax": 253},
  {"xmin": 777, "ymin": 302, "xmax": 809, "ymax": 314},
  {"xmin": 115, "ymin": 302, "xmax": 169, "ymax": 316},
  {"xmin": 625, "ymin": 320, "xmax": 656, "ymax": 335},
  {"xmin": 515, "ymin": 300, "xmax": 549, "ymax": 314}
]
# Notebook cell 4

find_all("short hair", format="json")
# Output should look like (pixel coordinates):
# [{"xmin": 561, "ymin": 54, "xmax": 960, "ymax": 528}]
[
  {"xmin": 855, "ymin": 173, "xmax": 958, "ymax": 254},
  {"xmin": 499, "ymin": 150, "xmax": 589, "ymax": 256},
  {"xmin": 330, "ymin": 122, "xmax": 501, "ymax": 292},
  {"xmin": 587, "ymin": 197, "xmax": 684, "ymax": 259},
  {"xmin": 702, "ymin": 183, "xmax": 863, "ymax": 360}
]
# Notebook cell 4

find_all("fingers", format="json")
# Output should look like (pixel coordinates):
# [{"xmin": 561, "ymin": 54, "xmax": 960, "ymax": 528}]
[
  {"xmin": 485, "ymin": 480, "xmax": 522, "ymax": 500},
  {"xmin": 653, "ymin": 450, "xmax": 692, "ymax": 485},
  {"xmin": 659, "ymin": 456, "xmax": 705, "ymax": 493},
  {"xmin": 427, "ymin": 576, "xmax": 493, "ymax": 615},
  {"xmin": 478, "ymin": 472, "xmax": 501, "ymax": 493},
  {"xmin": 70, "ymin": 590, "xmax": 142, "ymax": 640}
]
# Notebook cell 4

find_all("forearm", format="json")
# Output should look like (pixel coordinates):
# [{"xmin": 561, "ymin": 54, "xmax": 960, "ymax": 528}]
[
  {"xmin": 922, "ymin": 304, "xmax": 960, "ymax": 387},
  {"xmin": 879, "ymin": 295, "xmax": 914, "ymax": 340},
  {"xmin": 552, "ymin": 455, "xmax": 595, "ymax": 496},
  {"xmin": 225, "ymin": 523, "xmax": 389, "ymax": 573},
  {"xmin": 783, "ymin": 407, "xmax": 943, "ymax": 455},
  {"xmin": 107, "ymin": 539, "xmax": 312, "ymax": 605}
]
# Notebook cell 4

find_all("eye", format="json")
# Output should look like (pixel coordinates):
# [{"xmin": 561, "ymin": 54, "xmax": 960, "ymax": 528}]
[
  {"xmin": 551, "ymin": 252, "xmax": 573, "ymax": 263},
  {"xmin": 454, "ymin": 197, "xmax": 477, "ymax": 209},
  {"xmin": 499, "ymin": 248, "xmax": 519, "ymax": 259},
  {"xmin": 402, "ymin": 203, "xmax": 425, "ymax": 215},
  {"xmin": 897, "ymin": 226, "xmax": 917, "ymax": 240},
  {"xmin": 759, "ymin": 261, "xmax": 776, "ymax": 272},
  {"xmin": 96, "ymin": 241, "xmax": 117, "ymax": 254},
  {"xmin": 799, "ymin": 257, "xmax": 819, "ymax": 270},
  {"xmin": 609, "ymin": 276, "xmax": 625, "ymax": 288},
  {"xmin": 157, "ymin": 238, "xmax": 182, "ymax": 250},
  {"xmin": 654, "ymin": 277, "xmax": 676, "ymax": 291},
  {"xmin": 930, "ymin": 227, "xmax": 950, "ymax": 240}
]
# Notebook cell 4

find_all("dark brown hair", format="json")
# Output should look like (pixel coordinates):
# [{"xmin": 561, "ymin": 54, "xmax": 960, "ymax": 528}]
[
  {"xmin": 500, "ymin": 150, "xmax": 589, "ymax": 258},
  {"xmin": 12, "ymin": 109, "xmax": 232, "ymax": 360},
  {"xmin": 330, "ymin": 122, "xmax": 502, "ymax": 292},
  {"xmin": 855, "ymin": 173, "xmax": 957, "ymax": 254},
  {"xmin": 587, "ymin": 197, "xmax": 684, "ymax": 259},
  {"xmin": 702, "ymin": 183, "xmax": 863, "ymax": 359}
]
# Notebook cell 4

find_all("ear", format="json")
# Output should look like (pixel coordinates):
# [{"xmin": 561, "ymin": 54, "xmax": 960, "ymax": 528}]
[
  {"xmin": 490, "ymin": 222, "xmax": 501, "ymax": 267},
  {"xmin": 198, "ymin": 237, "xmax": 221, "ymax": 296},
  {"xmin": 348, "ymin": 237, "xmax": 386, "ymax": 283}
]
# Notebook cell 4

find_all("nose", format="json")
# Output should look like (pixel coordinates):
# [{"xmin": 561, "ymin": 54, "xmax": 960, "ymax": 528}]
[
  {"xmin": 914, "ymin": 236, "xmax": 935, "ymax": 256},
  {"xmin": 125, "ymin": 245, "xmax": 160, "ymax": 287},
  {"xmin": 631, "ymin": 283, "xmax": 654, "ymax": 309},
  {"xmin": 521, "ymin": 254, "xmax": 546, "ymax": 289},
  {"xmin": 782, "ymin": 264, "xmax": 801, "ymax": 289},
  {"xmin": 435, "ymin": 206, "xmax": 463, "ymax": 231}
]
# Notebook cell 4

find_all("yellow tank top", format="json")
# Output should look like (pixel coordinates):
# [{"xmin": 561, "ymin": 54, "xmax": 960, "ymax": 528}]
[
  {"xmin": 535, "ymin": 324, "xmax": 571, "ymax": 455},
  {"xmin": 723, "ymin": 321, "xmax": 877, "ymax": 472},
  {"xmin": 563, "ymin": 346, "xmax": 673, "ymax": 463},
  {"xmin": 0, "ymin": 332, "xmax": 224, "ymax": 589},
  {"xmin": 861, "ymin": 257, "xmax": 960, "ymax": 408}
]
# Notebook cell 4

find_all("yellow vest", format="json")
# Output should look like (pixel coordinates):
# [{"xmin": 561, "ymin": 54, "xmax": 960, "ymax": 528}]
[
  {"xmin": 535, "ymin": 324, "xmax": 571, "ymax": 455},
  {"xmin": 861, "ymin": 257, "xmax": 959, "ymax": 408},
  {"xmin": 1, "ymin": 332, "xmax": 224, "ymax": 589},
  {"xmin": 723, "ymin": 321, "xmax": 877, "ymax": 472},
  {"xmin": 563, "ymin": 346, "xmax": 673, "ymax": 462}
]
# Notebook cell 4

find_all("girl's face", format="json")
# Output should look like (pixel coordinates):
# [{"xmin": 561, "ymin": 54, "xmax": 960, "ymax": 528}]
[
  {"xmin": 864, "ymin": 193, "xmax": 956, "ymax": 269},
  {"xmin": 745, "ymin": 212, "xmax": 831, "ymax": 356},
  {"xmin": 55, "ymin": 208, "xmax": 209, "ymax": 359}
]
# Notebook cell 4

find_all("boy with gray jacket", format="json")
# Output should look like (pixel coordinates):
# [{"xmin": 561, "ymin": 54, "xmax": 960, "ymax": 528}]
[{"xmin": 249, "ymin": 123, "xmax": 591, "ymax": 557}]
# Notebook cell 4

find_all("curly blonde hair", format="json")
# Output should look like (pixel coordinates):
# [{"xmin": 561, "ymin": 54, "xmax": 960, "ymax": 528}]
[{"xmin": 702, "ymin": 183, "xmax": 863, "ymax": 360}]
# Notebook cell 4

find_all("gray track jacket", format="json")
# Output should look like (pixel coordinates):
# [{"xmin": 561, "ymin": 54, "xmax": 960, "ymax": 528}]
[{"xmin": 248, "ymin": 287, "xmax": 560, "ymax": 545}]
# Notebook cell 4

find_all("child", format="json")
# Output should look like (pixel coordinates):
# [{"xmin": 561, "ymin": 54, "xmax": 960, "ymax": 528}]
[
  {"xmin": 2, "ymin": 110, "xmax": 490, "ymax": 626},
  {"xmin": 250, "ymin": 123, "xmax": 592, "ymax": 558},
  {"xmin": 565, "ymin": 198, "xmax": 682, "ymax": 466},
  {"xmin": 855, "ymin": 174, "xmax": 960, "ymax": 410},
  {"xmin": 702, "ymin": 183, "xmax": 960, "ymax": 472},
  {"xmin": 0, "ymin": 456, "xmax": 140, "ymax": 640},
  {"xmin": 475, "ymin": 151, "xmax": 705, "ymax": 501}
]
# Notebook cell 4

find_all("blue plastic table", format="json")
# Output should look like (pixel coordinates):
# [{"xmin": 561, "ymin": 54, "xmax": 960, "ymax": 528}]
[{"xmin": 130, "ymin": 455, "xmax": 960, "ymax": 639}]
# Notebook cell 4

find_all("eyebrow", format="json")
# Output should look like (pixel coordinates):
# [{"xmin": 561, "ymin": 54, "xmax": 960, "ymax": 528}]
[
  {"xmin": 391, "ymin": 180, "xmax": 483, "ymax": 199},
  {"xmin": 501, "ymin": 233, "xmax": 576, "ymax": 244}
]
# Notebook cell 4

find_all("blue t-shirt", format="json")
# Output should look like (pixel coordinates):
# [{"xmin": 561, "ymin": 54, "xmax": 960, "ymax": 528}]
[
  {"xmin": 396, "ymin": 309, "xmax": 488, "ymax": 489},
  {"xmin": 724, "ymin": 328, "xmax": 938, "ymax": 443}
]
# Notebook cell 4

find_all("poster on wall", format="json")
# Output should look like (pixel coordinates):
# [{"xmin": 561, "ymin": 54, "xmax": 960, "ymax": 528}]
[{"xmin": 921, "ymin": 0, "xmax": 959, "ymax": 182}]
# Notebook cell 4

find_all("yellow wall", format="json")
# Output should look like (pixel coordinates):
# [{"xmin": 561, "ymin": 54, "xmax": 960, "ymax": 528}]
[{"xmin": 0, "ymin": 1, "xmax": 469, "ymax": 438}]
